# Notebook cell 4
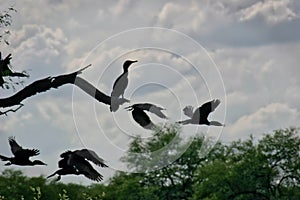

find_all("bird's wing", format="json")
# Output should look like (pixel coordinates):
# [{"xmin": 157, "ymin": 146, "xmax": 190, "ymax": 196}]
[
  {"xmin": 132, "ymin": 108, "xmax": 156, "ymax": 130},
  {"xmin": 60, "ymin": 150, "xmax": 72, "ymax": 158},
  {"xmin": 111, "ymin": 73, "xmax": 128, "ymax": 97},
  {"xmin": 69, "ymin": 155, "xmax": 104, "ymax": 182},
  {"xmin": 8, "ymin": 137, "xmax": 23, "ymax": 155},
  {"xmin": 144, "ymin": 103, "xmax": 168, "ymax": 119},
  {"xmin": 21, "ymin": 148, "xmax": 40, "ymax": 158},
  {"xmin": 9, "ymin": 137, "xmax": 40, "ymax": 158},
  {"xmin": 183, "ymin": 106, "xmax": 194, "ymax": 118},
  {"xmin": 58, "ymin": 157, "xmax": 71, "ymax": 168},
  {"xmin": 75, "ymin": 149, "xmax": 108, "ymax": 168},
  {"xmin": 199, "ymin": 99, "xmax": 221, "ymax": 119}
]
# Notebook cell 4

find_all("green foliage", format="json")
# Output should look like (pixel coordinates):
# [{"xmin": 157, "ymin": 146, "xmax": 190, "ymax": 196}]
[
  {"xmin": 192, "ymin": 127, "xmax": 300, "ymax": 200},
  {"xmin": 0, "ymin": 127, "xmax": 299, "ymax": 199}
]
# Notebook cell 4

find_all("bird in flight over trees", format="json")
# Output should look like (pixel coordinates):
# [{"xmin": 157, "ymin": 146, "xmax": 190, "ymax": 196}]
[
  {"xmin": 110, "ymin": 60, "xmax": 137, "ymax": 112},
  {"xmin": 47, "ymin": 149, "xmax": 108, "ymax": 182},
  {"xmin": 0, "ymin": 137, "xmax": 47, "ymax": 166},
  {"xmin": 125, "ymin": 103, "xmax": 168, "ymax": 130},
  {"xmin": 177, "ymin": 99, "xmax": 224, "ymax": 126}
]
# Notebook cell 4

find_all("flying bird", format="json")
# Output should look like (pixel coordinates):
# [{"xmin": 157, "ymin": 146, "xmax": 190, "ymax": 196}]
[
  {"xmin": 110, "ymin": 60, "xmax": 137, "ymax": 112},
  {"xmin": 47, "ymin": 149, "xmax": 108, "ymax": 182},
  {"xmin": 177, "ymin": 99, "xmax": 224, "ymax": 126},
  {"xmin": 0, "ymin": 137, "xmax": 47, "ymax": 166},
  {"xmin": 125, "ymin": 103, "xmax": 168, "ymax": 130}
]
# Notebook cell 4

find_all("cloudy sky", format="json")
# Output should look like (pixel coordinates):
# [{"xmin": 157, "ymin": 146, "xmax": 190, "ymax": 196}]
[{"xmin": 1, "ymin": 0, "xmax": 300, "ymax": 184}]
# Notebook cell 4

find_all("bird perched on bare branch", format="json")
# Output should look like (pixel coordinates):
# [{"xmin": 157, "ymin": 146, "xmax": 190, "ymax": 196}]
[
  {"xmin": 125, "ymin": 103, "xmax": 168, "ymax": 130},
  {"xmin": 47, "ymin": 149, "xmax": 108, "ymax": 182},
  {"xmin": 110, "ymin": 60, "xmax": 137, "ymax": 112},
  {"xmin": 177, "ymin": 99, "xmax": 224, "ymax": 126},
  {"xmin": 0, "ymin": 137, "xmax": 46, "ymax": 166}
]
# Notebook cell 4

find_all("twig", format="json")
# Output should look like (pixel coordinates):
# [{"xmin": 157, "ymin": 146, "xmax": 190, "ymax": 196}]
[{"xmin": 0, "ymin": 104, "xmax": 23, "ymax": 116}]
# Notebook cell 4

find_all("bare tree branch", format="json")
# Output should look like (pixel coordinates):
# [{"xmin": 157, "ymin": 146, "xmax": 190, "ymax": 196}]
[
  {"xmin": 0, "ymin": 104, "xmax": 23, "ymax": 116},
  {"xmin": 0, "ymin": 65, "xmax": 129, "ymax": 113}
]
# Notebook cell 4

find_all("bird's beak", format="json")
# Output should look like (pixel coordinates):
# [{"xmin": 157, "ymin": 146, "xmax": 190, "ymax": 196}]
[{"xmin": 124, "ymin": 106, "xmax": 132, "ymax": 111}]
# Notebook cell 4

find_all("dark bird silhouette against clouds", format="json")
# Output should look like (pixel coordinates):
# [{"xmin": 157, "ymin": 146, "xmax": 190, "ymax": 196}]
[
  {"xmin": 110, "ymin": 60, "xmax": 137, "ymax": 112},
  {"xmin": 0, "ymin": 137, "xmax": 46, "ymax": 166},
  {"xmin": 47, "ymin": 149, "xmax": 108, "ymax": 182},
  {"xmin": 125, "ymin": 103, "xmax": 167, "ymax": 130},
  {"xmin": 177, "ymin": 99, "xmax": 224, "ymax": 126}
]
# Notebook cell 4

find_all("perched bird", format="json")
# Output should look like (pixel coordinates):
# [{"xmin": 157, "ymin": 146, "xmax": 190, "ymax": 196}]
[
  {"xmin": 110, "ymin": 60, "xmax": 137, "ymax": 112},
  {"xmin": 0, "ymin": 137, "xmax": 47, "ymax": 166},
  {"xmin": 0, "ymin": 52, "xmax": 29, "ymax": 88},
  {"xmin": 125, "ymin": 103, "xmax": 167, "ymax": 130},
  {"xmin": 177, "ymin": 99, "xmax": 224, "ymax": 126},
  {"xmin": 47, "ymin": 149, "xmax": 108, "ymax": 182}
]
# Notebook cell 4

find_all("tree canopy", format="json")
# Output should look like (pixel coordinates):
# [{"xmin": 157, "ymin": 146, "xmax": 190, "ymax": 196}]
[{"xmin": 0, "ymin": 127, "xmax": 299, "ymax": 199}]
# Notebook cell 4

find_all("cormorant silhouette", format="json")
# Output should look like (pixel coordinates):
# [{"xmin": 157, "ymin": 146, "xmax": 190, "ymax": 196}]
[
  {"xmin": 0, "ymin": 137, "xmax": 46, "ymax": 166},
  {"xmin": 125, "ymin": 103, "xmax": 167, "ymax": 130},
  {"xmin": 177, "ymin": 99, "xmax": 224, "ymax": 126},
  {"xmin": 47, "ymin": 149, "xmax": 108, "ymax": 182},
  {"xmin": 110, "ymin": 60, "xmax": 137, "ymax": 112}
]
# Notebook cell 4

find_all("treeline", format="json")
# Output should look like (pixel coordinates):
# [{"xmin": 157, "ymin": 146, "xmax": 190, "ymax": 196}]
[{"xmin": 0, "ymin": 126, "xmax": 299, "ymax": 200}]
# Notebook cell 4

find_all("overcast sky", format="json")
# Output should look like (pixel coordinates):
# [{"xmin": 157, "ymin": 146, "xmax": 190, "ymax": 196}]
[{"xmin": 1, "ymin": 0, "xmax": 300, "ymax": 185}]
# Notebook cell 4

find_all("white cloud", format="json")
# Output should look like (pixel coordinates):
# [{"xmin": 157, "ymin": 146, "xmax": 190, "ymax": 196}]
[
  {"xmin": 1, "ymin": 0, "xmax": 300, "ymax": 184},
  {"xmin": 239, "ymin": 0, "xmax": 298, "ymax": 24},
  {"xmin": 225, "ymin": 103, "xmax": 300, "ymax": 140}
]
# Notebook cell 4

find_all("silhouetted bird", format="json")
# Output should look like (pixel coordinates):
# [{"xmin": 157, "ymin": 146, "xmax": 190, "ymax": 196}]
[
  {"xmin": 110, "ymin": 60, "xmax": 137, "ymax": 112},
  {"xmin": 0, "ymin": 52, "xmax": 29, "ymax": 88},
  {"xmin": 47, "ymin": 149, "xmax": 108, "ymax": 182},
  {"xmin": 125, "ymin": 103, "xmax": 167, "ymax": 130},
  {"xmin": 177, "ymin": 99, "xmax": 224, "ymax": 126},
  {"xmin": 0, "ymin": 137, "xmax": 46, "ymax": 166}
]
